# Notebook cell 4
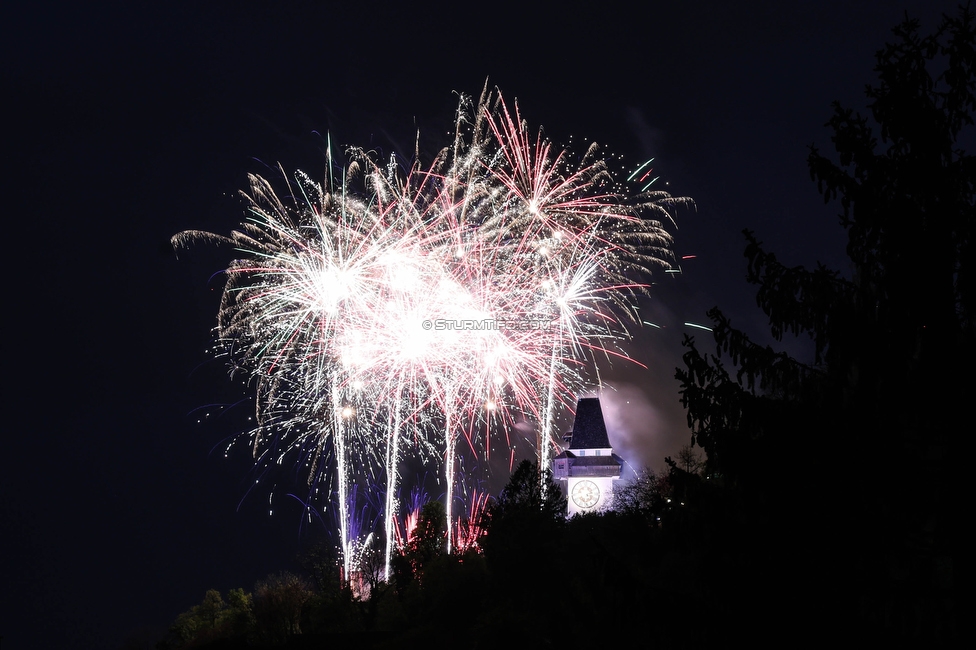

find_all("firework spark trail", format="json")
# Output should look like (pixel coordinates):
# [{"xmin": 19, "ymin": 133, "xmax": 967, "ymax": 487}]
[
  {"xmin": 174, "ymin": 86, "xmax": 691, "ymax": 579},
  {"xmin": 453, "ymin": 490, "xmax": 491, "ymax": 554}
]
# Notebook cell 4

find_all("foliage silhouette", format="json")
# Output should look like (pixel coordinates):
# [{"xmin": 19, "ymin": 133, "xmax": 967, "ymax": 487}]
[{"xmin": 675, "ymin": 6, "xmax": 972, "ymax": 643}]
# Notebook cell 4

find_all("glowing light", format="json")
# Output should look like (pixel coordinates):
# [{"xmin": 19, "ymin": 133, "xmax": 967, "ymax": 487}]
[{"xmin": 174, "ymin": 87, "xmax": 691, "ymax": 578}]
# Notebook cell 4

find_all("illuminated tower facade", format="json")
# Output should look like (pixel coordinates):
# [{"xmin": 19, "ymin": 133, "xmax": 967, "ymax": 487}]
[{"xmin": 551, "ymin": 397, "xmax": 622, "ymax": 516}]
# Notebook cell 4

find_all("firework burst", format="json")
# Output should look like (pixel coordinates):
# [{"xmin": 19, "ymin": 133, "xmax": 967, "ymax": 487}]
[{"xmin": 174, "ymin": 86, "xmax": 691, "ymax": 579}]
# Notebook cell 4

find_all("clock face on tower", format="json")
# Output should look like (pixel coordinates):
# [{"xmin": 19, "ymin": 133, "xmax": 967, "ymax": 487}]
[{"xmin": 571, "ymin": 480, "xmax": 601, "ymax": 509}]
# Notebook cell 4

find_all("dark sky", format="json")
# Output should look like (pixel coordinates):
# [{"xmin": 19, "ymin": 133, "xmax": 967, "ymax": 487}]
[{"xmin": 2, "ymin": 1, "xmax": 955, "ymax": 647}]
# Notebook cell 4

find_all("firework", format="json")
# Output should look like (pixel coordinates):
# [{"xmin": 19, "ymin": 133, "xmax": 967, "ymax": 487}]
[{"xmin": 174, "ymin": 86, "xmax": 690, "ymax": 579}]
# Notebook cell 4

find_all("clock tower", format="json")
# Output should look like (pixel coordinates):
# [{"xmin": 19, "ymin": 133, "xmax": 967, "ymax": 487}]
[{"xmin": 551, "ymin": 397, "xmax": 622, "ymax": 516}]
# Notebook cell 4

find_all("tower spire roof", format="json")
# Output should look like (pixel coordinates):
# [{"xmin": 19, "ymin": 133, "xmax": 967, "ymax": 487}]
[{"xmin": 568, "ymin": 397, "xmax": 611, "ymax": 449}]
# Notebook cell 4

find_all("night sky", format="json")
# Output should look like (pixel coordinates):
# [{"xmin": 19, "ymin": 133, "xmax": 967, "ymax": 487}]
[{"xmin": 2, "ymin": 1, "xmax": 956, "ymax": 647}]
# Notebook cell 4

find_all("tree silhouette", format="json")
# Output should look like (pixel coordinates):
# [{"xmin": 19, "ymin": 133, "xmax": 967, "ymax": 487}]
[
  {"xmin": 478, "ymin": 461, "xmax": 565, "ymax": 597},
  {"xmin": 252, "ymin": 571, "xmax": 314, "ymax": 643},
  {"xmin": 676, "ymin": 7, "xmax": 972, "ymax": 643},
  {"xmin": 392, "ymin": 500, "xmax": 447, "ymax": 590},
  {"xmin": 479, "ymin": 460, "xmax": 566, "ymax": 546}
]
